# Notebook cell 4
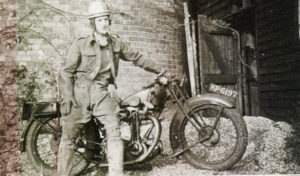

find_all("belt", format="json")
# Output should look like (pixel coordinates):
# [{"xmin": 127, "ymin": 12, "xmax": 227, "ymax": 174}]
[{"xmin": 74, "ymin": 72, "xmax": 112, "ymax": 87}]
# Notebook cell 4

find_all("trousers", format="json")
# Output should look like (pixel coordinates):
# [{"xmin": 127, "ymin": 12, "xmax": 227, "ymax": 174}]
[{"xmin": 57, "ymin": 82, "xmax": 124, "ymax": 176}]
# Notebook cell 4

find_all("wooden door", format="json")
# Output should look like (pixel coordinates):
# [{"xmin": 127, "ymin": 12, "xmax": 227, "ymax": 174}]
[{"xmin": 198, "ymin": 15, "xmax": 243, "ymax": 114}]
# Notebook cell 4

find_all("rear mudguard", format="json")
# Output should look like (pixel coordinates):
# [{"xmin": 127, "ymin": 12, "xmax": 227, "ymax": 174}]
[
  {"xmin": 19, "ymin": 113, "xmax": 59, "ymax": 152},
  {"xmin": 169, "ymin": 94, "xmax": 236, "ymax": 153},
  {"xmin": 20, "ymin": 118, "xmax": 35, "ymax": 152},
  {"xmin": 19, "ymin": 101, "xmax": 60, "ymax": 152}
]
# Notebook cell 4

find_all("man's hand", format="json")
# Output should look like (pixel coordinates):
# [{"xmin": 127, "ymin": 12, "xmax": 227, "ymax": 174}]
[
  {"xmin": 156, "ymin": 69, "xmax": 172, "ymax": 85},
  {"xmin": 108, "ymin": 84, "xmax": 121, "ymax": 102},
  {"xmin": 60, "ymin": 97, "xmax": 78, "ymax": 116}
]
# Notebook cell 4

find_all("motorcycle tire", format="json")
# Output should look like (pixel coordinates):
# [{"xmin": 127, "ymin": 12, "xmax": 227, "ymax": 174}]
[
  {"xmin": 25, "ymin": 118, "xmax": 89, "ymax": 176},
  {"xmin": 171, "ymin": 100, "xmax": 248, "ymax": 170}
]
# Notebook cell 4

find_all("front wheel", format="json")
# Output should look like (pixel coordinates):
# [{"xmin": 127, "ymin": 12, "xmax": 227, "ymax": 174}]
[{"xmin": 171, "ymin": 103, "xmax": 248, "ymax": 170}]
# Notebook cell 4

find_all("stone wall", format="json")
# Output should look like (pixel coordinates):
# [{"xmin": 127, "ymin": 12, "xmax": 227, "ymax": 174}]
[{"xmin": 0, "ymin": 0, "xmax": 17, "ymax": 175}]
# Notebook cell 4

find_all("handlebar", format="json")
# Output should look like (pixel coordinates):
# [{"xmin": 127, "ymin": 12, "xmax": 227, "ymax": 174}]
[
  {"xmin": 142, "ymin": 70, "xmax": 167, "ymax": 89},
  {"xmin": 157, "ymin": 70, "xmax": 167, "ymax": 77},
  {"xmin": 143, "ymin": 70, "xmax": 187, "ymax": 90}
]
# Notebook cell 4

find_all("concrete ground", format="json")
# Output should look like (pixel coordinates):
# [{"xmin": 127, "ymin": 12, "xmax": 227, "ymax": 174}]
[{"xmin": 18, "ymin": 113, "xmax": 300, "ymax": 176}]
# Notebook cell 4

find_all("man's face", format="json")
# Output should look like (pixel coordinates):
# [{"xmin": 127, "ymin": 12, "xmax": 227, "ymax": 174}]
[{"xmin": 94, "ymin": 16, "xmax": 110, "ymax": 35}]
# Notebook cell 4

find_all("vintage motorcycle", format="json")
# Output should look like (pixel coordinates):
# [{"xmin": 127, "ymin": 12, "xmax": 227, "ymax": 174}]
[{"xmin": 19, "ymin": 72, "xmax": 248, "ymax": 175}]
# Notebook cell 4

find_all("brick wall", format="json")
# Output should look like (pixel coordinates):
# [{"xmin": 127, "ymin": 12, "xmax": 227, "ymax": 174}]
[
  {"xmin": 1, "ymin": 0, "xmax": 187, "ymax": 175},
  {"xmin": 17, "ymin": 0, "xmax": 187, "ymax": 99},
  {"xmin": 0, "ymin": 0, "xmax": 17, "ymax": 175}
]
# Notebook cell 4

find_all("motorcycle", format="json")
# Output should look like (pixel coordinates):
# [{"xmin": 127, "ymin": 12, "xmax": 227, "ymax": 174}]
[{"xmin": 19, "ymin": 72, "xmax": 248, "ymax": 176}]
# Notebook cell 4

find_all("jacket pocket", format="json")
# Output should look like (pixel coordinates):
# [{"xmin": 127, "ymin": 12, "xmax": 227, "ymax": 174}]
[{"xmin": 82, "ymin": 54, "xmax": 97, "ymax": 71}]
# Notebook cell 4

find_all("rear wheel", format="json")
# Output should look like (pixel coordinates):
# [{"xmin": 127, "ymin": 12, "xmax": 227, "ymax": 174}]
[
  {"xmin": 25, "ymin": 118, "xmax": 89, "ymax": 176},
  {"xmin": 174, "ymin": 103, "xmax": 247, "ymax": 170}
]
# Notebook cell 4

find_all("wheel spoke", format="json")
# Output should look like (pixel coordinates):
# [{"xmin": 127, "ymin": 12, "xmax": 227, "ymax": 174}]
[
  {"xmin": 191, "ymin": 111, "xmax": 206, "ymax": 131},
  {"xmin": 196, "ymin": 111, "xmax": 207, "ymax": 126},
  {"xmin": 210, "ymin": 107, "xmax": 223, "ymax": 135},
  {"xmin": 180, "ymin": 105, "xmax": 246, "ymax": 167}
]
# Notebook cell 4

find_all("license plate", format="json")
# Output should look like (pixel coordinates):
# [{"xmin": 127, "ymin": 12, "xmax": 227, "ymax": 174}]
[{"xmin": 209, "ymin": 83, "xmax": 237, "ymax": 98}]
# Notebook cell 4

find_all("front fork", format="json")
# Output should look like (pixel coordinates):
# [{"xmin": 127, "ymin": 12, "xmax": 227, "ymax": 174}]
[{"xmin": 167, "ymin": 83, "xmax": 224, "ymax": 156}]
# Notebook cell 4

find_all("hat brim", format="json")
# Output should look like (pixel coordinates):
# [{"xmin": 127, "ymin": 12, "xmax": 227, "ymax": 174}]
[{"xmin": 89, "ymin": 12, "xmax": 110, "ymax": 19}]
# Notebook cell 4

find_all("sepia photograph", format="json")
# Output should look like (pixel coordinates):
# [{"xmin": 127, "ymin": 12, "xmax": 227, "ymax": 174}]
[{"xmin": 0, "ymin": 0, "xmax": 300, "ymax": 175}]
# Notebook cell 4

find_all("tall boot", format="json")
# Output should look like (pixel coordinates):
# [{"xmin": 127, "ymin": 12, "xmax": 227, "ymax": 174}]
[
  {"xmin": 57, "ymin": 122, "xmax": 84, "ymax": 176},
  {"xmin": 99, "ymin": 115, "xmax": 125, "ymax": 176},
  {"xmin": 107, "ymin": 135, "xmax": 124, "ymax": 176},
  {"xmin": 57, "ymin": 136, "xmax": 75, "ymax": 176}
]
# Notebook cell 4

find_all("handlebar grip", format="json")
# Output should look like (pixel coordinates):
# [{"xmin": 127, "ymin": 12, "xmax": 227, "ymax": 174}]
[
  {"xmin": 157, "ymin": 70, "xmax": 167, "ymax": 77},
  {"xmin": 143, "ymin": 70, "xmax": 167, "ymax": 89}
]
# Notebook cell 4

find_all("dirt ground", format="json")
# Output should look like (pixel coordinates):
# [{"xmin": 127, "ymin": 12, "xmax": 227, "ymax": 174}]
[{"xmin": 18, "ymin": 112, "xmax": 300, "ymax": 176}]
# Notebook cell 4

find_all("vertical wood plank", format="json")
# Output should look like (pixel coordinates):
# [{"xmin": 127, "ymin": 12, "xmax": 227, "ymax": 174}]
[
  {"xmin": 198, "ymin": 15, "xmax": 242, "ymax": 113},
  {"xmin": 249, "ymin": 83, "xmax": 259, "ymax": 115},
  {"xmin": 201, "ymin": 31, "xmax": 231, "ymax": 74},
  {"xmin": 191, "ymin": 18, "xmax": 200, "ymax": 94},
  {"xmin": 184, "ymin": 2, "xmax": 197, "ymax": 96},
  {"xmin": 235, "ymin": 37, "xmax": 244, "ymax": 114},
  {"xmin": 198, "ymin": 15, "xmax": 207, "ymax": 94},
  {"xmin": 242, "ymin": 36, "xmax": 250, "ymax": 115},
  {"xmin": 255, "ymin": 0, "xmax": 298, "ymax": 118}
]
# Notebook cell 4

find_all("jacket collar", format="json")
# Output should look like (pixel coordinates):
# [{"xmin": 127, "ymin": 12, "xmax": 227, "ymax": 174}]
[{"xmin": 88, "ymin": 32, "xmax": 113, "ymax": 46}]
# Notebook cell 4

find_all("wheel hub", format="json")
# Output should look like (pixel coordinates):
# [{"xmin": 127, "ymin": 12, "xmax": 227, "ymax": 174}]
[
  {"xmin": 128, "ymin": 141, "xmax": 147, "ymax": 156},
  {"xmin": 199, "ymin": 126, "xmax": 220, "ymax": 147}
]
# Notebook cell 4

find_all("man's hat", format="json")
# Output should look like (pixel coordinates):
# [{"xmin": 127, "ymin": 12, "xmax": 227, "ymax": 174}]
[{"xmin": 88, "ymin": 1, "xmax": 110, "ymax": 19}]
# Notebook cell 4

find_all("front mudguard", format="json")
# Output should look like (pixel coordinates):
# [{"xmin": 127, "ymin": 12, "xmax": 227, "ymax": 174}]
[{"xmin": 169, "ymin": 94, "xmax": 235, "ymax": 153}]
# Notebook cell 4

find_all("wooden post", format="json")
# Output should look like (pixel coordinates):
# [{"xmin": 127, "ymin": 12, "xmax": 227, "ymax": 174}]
[
  {"xmin": 183, "ymin": 2, "xmax": 196, "ymax": 96},
  {"xmin": 191, "ymin": 17, "xmax": 199, "ymax": 94},
  {"xmin": 198, "ymin": 15, "xmax": 206, "ymax": 95},
  {"xmin": 236, "ymin": 39, "xmax": 244, "ymax": 115},
  {"xmin": 242, "ymin": 40, "xmax": 250, "ymax": 115}
]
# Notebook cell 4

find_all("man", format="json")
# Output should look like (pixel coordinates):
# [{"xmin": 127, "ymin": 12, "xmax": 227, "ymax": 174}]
[{"xmin": 57, "ymin": 1, "xmax": 161, "ymax": 176}]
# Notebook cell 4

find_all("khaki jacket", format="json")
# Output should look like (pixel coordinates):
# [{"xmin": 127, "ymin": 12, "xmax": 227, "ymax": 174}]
[{"xmin": 60, "ymin": 34, "xmax": 160, "ymax": 101}]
